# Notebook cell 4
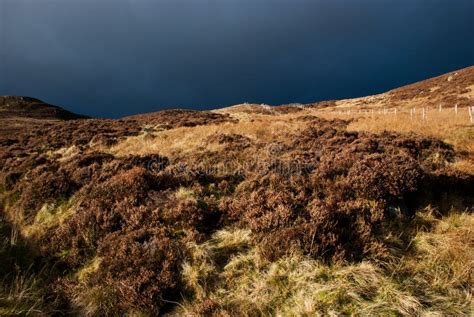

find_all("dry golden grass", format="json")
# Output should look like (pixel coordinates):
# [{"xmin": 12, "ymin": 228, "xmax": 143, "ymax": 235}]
[
  {"xmin": 172, "ymin": 209, "xmax": 474, "ymax": 316},
  {"xmin": 0, "ymin": 273, "xmax": 46, "ymax": 315},
  {"xmin": 0, "ymin": 221, "xmax": 52, "ymax": 315},
  {"xmin": 48, "ymin": 145, "xmax": 80, "ymax": 161},
  {"xmin": 22, "ymin": 197, "xmax": 75, "ymax": 239},
  {"xmin": 174, "ymin": 187, "xmax": 197, "ymax": 202},
  {"xmin": 109, "ymin": 112, "xmax": 309, "ymax": 158},
  {"xmin": 72, "ymin": 257, "xmax": 116, "ymax": 316},
  {"xmin": 308, "ymin": 108, "xmax": 474, "ymax": 174},
  {"xmin": 310, "ymin": 107, "xmax": 472, "ymax": 150}
]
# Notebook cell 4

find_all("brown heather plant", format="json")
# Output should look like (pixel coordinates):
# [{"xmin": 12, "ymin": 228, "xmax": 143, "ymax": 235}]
[{"xmin": 0, "ymin": 67, "xmax": 473, "ymax": 315}]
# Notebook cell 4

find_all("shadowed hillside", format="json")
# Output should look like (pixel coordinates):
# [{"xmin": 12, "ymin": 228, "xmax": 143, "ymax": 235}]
[{"xmin": 0, "ymin": 96, "xmax": 89, "ymax": 120}]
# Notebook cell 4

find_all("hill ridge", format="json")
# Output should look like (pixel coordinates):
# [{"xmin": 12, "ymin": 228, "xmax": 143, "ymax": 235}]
[{"xmin": 0, "ymin": 96, "xmax": 88, "ymax": 120}]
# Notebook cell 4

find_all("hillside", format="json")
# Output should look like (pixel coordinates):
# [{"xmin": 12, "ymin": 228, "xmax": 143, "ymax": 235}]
[
  {"xmin": 0, "ymin": 96, "xmax": 88, "ymax": 120},
  {"xmin": 330, "ymin": 65, "xmax": 474, "ymax": 110},
  {"xmin": 217, "ymin": 66, "xmax": 474, "ymax": 113},
  {"xmin": 0, "ymin": 67, "xmax": 473, "ymax": 315}
]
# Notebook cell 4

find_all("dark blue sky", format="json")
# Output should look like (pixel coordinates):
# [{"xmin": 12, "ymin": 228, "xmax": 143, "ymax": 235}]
[{"xmin": 1, "ymin": 0, "xmax": 473, "ymax": 118}]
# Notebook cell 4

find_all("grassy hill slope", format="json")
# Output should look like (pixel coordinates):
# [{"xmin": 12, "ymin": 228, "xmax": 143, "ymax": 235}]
[{"xmin": 0, "ymin": 67, "xmax": 473, "ymax": 315}]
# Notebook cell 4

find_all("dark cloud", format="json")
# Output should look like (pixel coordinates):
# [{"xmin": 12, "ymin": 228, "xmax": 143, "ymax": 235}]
[{"xmin": 1, "ymin": 0, "xmax": 473, "ymax": 118}]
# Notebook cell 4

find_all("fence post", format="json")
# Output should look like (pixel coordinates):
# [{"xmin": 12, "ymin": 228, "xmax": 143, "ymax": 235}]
[
  {"xmin": 455, "ymin": 104, "xmax": 458, "ymax": 115},
  {"xmin": 439, "ymin": 104, "xmax": 442, "ymax": 112},
  {"xmin": 422, "ymin": 107, "xmax": 426, "ymax": 121}
]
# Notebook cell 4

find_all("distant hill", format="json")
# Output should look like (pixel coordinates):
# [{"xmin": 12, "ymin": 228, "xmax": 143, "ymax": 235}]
[{"xmin": 0, "ymin": 96, "xmax": 88, "ymax": 120}]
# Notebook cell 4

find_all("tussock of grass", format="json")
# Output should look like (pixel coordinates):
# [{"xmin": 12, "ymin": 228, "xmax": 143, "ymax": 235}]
[
  {"xmin": 76, "ymin": 256, "xmax": 102, "ymax": 283},
  {"xmin": 0, "ymin": 221, "xmax": 51, "ymax": 315},
  {"xmin": 72, "ymin": 257, "xmax": 121, "ymax": 315},
  {"xmin": 400, "ymin": 212, "xmax": 474, "ymax": 314},
  {"xmin": 174, "ymin": 210, "xmax": 474, "ymax": 316},
  {"xmin": 23, "ymin": 196, "xmax": 75, "ymax": 238},
  {"xmin": 0, "ymin": 272, "xmax": 45, "ymax": 315},
  {"xmin": 49, "ymin": 145, "xmax": 80, "ymax": 161},
  {"xmin": 73, "ymin": 285, "xmax": 118, "ymax": 316},
  {"xmin": 182, "ymin": 228, "xmax": 253, "ymax": 300},
  {"xmin": 174, "ymin": 187, "xmax": 196, "ymax": 202}
]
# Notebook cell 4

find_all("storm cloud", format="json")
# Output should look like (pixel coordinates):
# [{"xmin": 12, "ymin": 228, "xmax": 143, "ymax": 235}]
[{"xmin": 1, "ymin": 0, "xmax": 473, "ymax": 117}]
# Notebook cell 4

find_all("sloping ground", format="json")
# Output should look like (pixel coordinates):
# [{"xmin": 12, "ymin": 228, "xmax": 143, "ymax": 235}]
[
  {"xmin": 0, "ymin": 96, "xmax": 89, "ymax": 120},
  {"xmin": 1, "ymin": 115, "xmax": 472, "ymax": 315},
  {"xmin": 216, "ymin": 66, "xmax": 474, "ymax": 114},
  {"xmin": 216, "ymin": 66, "xmax": 474, "ymax": 174},
  {"xmin": 0, "ymin": 66, "xmax": 473, "ymax": 315},
  {"xmin": 300, "ymin": 66, "xmax": 474, "ymax": 176},
  {"xmin": 332, "ymin": 66, "xmax": 474, "ymax": 110}
]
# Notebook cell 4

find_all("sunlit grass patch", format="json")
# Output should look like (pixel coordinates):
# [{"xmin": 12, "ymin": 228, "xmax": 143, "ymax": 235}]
[
  {"xmin": 174, "ymin": 187, "xmax": 196, "ymax": 202},
  {"xmin": 109, "ymin": 112, "xmax": 309, "ymax": 159},
  {"xmin": 23, "ymin": 196, "xmax": 75, "ymax": 238},
  {"xmin": 174, "ymin": 209, "xmax": 474, "ymax": 316}
]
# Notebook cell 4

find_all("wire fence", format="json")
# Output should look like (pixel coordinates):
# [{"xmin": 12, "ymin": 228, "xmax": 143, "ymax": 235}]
[{"xmin": 310, "ymin": 104, "xmax": 474, "ymax": 124}]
